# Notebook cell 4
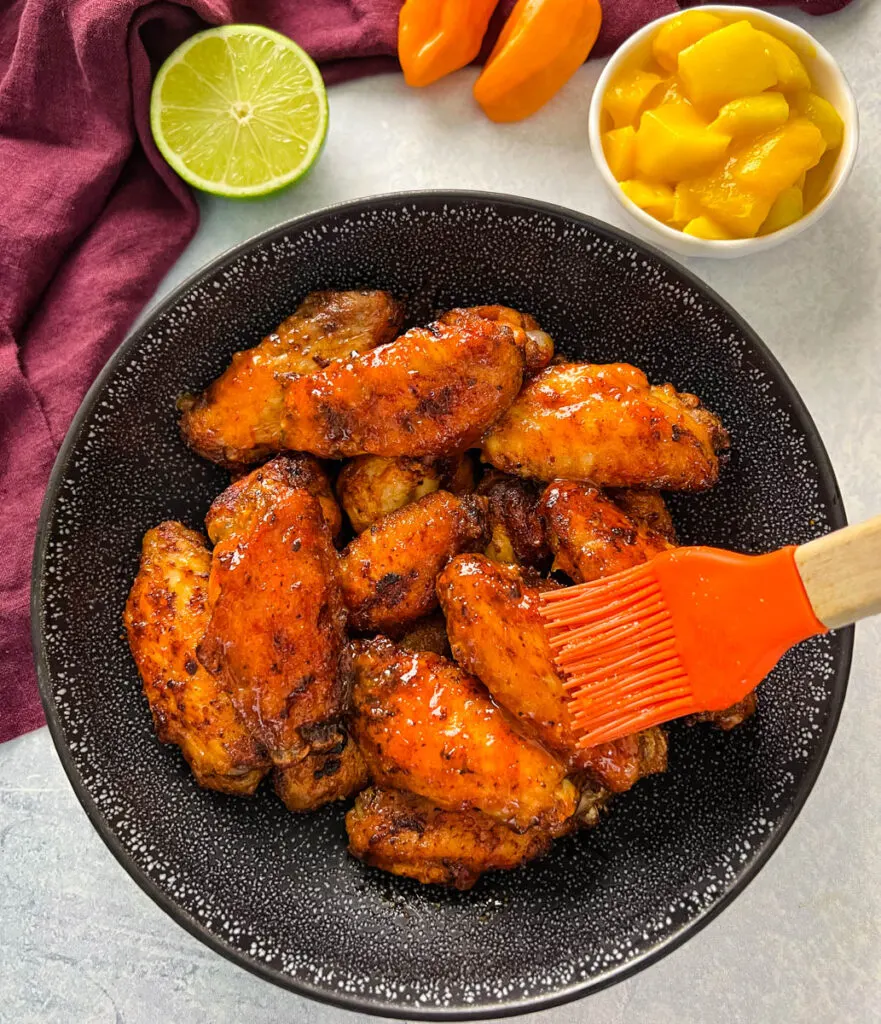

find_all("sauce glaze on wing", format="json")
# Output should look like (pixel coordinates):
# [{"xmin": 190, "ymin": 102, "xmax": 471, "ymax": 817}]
[
  {"xmin": 281, "ymin": 310, "xmax": 526, "ymax": 458},
  {"xmin": 481, "ymin": 363, "xmax": 729, "ymax": 489},
  {"xmin": 350, "ymin": 637, "xmax": 577, "ymax": 833},
  {"xmin": 179, "ymin": 290, "xmax": 404, "ymax": 467},
  {"xmin": 123, "ymin": 522, "xmax": 269, "ymax": 795},
  {"xmin": 346, "ymin": 787, "xmax": 553, "ymax": 890},
  {"xmin": 338, "ymin": 490, "xmax": 487, "ymax": 636},
  {"xmin": 198, "ymin": 488, "xmax": 349, "ymax": 768}
]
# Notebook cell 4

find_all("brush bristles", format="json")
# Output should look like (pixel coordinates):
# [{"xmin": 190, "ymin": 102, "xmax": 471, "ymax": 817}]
[{"xmin": 540, "ymin": 562, "xmax": 697, "ymax": 746}]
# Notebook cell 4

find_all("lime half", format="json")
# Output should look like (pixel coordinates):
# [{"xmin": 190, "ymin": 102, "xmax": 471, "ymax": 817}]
[{"xmin": 150, "ymin": 24, "xmax": 328, "ymax": 199}]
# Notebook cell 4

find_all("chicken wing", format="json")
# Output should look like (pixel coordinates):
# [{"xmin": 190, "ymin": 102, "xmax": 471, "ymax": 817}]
[
  {"xmin": 179, "ymin": 290, "xmax": 404, "ymax": 467},
  {"xmin": 346, "ymin": 787, "xmax": 552, "ymax": 890},
  {"xmin": 338, "ymin": 490, "xmax": 487, "ymax": 636},
  {"xmin": 437, "ymin": 554, "xmax": 668, "ymax": 792},
  {"xmin": 443, "ymin": 305, "xmax": 554, "ymax": 372},
  {"xmin": 337, "ymin": 453, "xmax": 476, "ymax": 534},
  {"xmin": 281, "ymin": 309, "xmax": 527, "ymax": 458},
  {"xmin": 274, "ymin": 722, "xmax": 368, "ymax": 812},
  {"xmin": 397, "ymin": 613, "xmax": 452, "ymax": 658},
  {"xmin": 687, "ymin": 691, "xmax": 757, "ymax": 730},
  {"xmin": 476, "ymin": 470, "xmax": 550, "ymax": 570},
  {"xmin": 197, "ymin": 486, "xmax": 349, "ymax": 770},
  {"xmin": 205, "ymin": 453, "xmax": 342, "ymax": 543},
  {"xmin": 481, "ymin": 363, "xmax": 729, "ymax": 489},
  {"xmin": 539, "ymin": 481, "xmax": 673, "ymax": 583},
  {"xmin": 124, "ymin": 522, "xmax": 269, "ymax": 795},
  {"xmin": 350, "ymin": 638, "xmax": 577, "ymax": 833},
  {"xmin": 608, "ymin": 488, "xmax": 677, "ymax": 544}
]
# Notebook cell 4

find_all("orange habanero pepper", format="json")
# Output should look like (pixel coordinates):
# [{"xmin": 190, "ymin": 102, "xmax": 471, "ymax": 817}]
[
  {"xmin": 473, "ymin": 0, "xmax": 603, "ymax": 122},
  {"xmin": 398, "ymin": 0, "xmax": 500, "ymax": 88}
]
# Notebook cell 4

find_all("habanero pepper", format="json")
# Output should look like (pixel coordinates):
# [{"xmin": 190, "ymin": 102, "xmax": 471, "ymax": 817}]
[
  {"xmin": 474, "ymin": 0, "xmax": 603, "ymax": 122},
  {"xmin": 398, "ymin": 0, "xmax": 500, "ymax": 88}
]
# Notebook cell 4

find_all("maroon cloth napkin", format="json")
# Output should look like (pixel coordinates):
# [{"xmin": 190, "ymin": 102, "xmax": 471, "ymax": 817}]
[{"xmin": 0, "ymin": 0, "xmax": 852, "ymax": 744}]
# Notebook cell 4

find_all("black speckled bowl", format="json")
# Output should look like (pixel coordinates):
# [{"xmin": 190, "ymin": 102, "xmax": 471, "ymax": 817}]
[{"xmin": 32, "ymin": 192, "xmax": 851, "ymax": 1020}]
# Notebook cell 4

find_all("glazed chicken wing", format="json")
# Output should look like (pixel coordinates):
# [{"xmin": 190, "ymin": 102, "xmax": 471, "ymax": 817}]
[
  {"xmin": 206, "ymin": 453, "xmax": 342, "ymax": 542},
  {"xmin": 346, "ymin": 787, "xmax": 552, "ymax": 890},
  {"xmin": 124, "ymin": 522, "xmax": 269, "ymax": 795},
  {"xmin": 443, "ymin": 305, "xmax": 554, "ymax": 372},
  {"xmin": 274, "ymin": 722, "xmax": 368, "ymax": 812},
  {"xmin": 476, "ymin": 470, "xmax": 550, "ymax": 570},
  {"xmin": 396, "ymin": 612, "xmax": 452, "ymax": 658},
  {"xmin": 179, "ymin": 290, "xmax": 404, "ymax": 467},
  {"xmin": 539, "ymin": 481, "xmax": 673, "ymax": 583},
  {"xmin": 338, "ymin": 490, "xmax": 487, "ymax": 636},
  {"xmin": 351, "ymin": 638, "xmax": 577, "ymax": 833},
  {"xmin": 608, "ymin": 487, "xmax": 678, "ymax": 543},
  {"xmin": 337, "ymin": 453, "xmax": 476, "ymax": 534},
  {"xmin": 281, "ymin": 309, "xmax": 527, "ymax": 458},
  {"xmin": 437, "ymin": 554, "xmax": 668, "ymax": 792},
  {"xmin": 198, "ymin": 482, "xmax": 348, "ymax": 771},
  {"xmin": 481, "ymin": 363, "xmax": 729, "ymax": 489}
]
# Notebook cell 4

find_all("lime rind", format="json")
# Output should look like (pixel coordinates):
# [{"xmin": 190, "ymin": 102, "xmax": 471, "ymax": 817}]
[{"xmin": 150, "ymin": 24, "xmax": 329, "ymax": 199}]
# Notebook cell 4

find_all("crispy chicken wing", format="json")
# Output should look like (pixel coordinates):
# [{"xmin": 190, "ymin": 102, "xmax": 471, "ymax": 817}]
[
  {"xmin": 687, "ymin": 691, "xmax": 758, "ymax": 730},
  {"xmin": 179, "ymin": 290, "xmax": 404, "ymax": 467},
  {"xmin": 346, "ymin": 787, "xmax": 552, "ymax": 890},
  {"xmin": 609, "ymin": 488, "xmax": 677, "ymax": 543},
  {"xmin": 274, "ymin": 722, "xmax": 368, "ymax": 812},
  {"xmin": 337, "ymin": 453, "xmax": 476, "ymax": 533},
  {"xmin": 124, "ymin": 522, "xmax": 269, "ymax": 795},
  {"xmin": 198, "ymin": 485, "xmax": 349, "ymax": 770},
  {"xmin": 206, "ymin": 454, "xmax": 342, "ymax": 543},
  {"xmin": 539, "ymin": 481, "xmax": 673, "ymax": 583},
  {"xmin": 351, "ymin": 638, "xmax": 577, "ymax": 833},
  {"xmin": 281, "ymin": 310, "xmax": 527, "ymax": 458},
  {"xmin": 476, "ymin": 470, "xmax": 550, "ymax": 569},
  {"xmin": 338, "ymin": 490, "xmax": 487, "ymax": 636},
  {"xmin": 437, "ymin": 554, "xmax": 668, "ymax": 792},
  {"xmin": 443, "ymin": 305, "xmax": 554, "ymax": 372},
  {"xmin": 481, "ymin": 363, "xmax": 729, "ymax": 489},
  {"xmin": 397, "ymin": 613, "xmax": 452, "ymax": 658}
]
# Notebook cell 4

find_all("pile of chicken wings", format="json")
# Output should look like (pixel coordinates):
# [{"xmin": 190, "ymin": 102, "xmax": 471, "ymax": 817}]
[{"xmin": 124, "ymin": 289, "xmax": 752, "ymax": 890}]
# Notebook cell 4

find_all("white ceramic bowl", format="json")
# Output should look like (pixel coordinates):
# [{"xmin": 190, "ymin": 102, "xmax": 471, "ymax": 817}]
[{"xmin": 588, "ymin": 5, "xmax": 859, "ymax": 259}]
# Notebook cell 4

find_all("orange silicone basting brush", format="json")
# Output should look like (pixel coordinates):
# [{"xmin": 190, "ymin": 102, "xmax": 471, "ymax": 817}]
[{"xmin": 539, "ymin": 517, "xmax": 881, "ymax": 748}]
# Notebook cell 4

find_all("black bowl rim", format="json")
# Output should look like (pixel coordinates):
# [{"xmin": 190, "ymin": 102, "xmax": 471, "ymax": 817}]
[{"xmin": 31, "ymin": 189, "xmax": 853, "ymax": 1021}]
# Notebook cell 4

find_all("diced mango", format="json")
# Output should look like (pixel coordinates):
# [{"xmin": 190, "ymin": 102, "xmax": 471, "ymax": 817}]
[
  {"xmin": 646, "ymin": 76, "xmax": 691, "ymax": 110},
  {"xmin": 732, "ymin": 118, "xmax": 826, "ymax": 196},
  {"xmin": 673, "ymin": 182, "xmax": 702, "ymax": 225},
  {"xmin": 604, "ymin": 71, "xmax": 663, "ymax": 128},
  {"xmin": 683, "ymin": 216, "xmax": 735, "ymax": 240},
  {"xmin": 619, "ymin": 180, "xmax": 676, "ymax": 223},
  {"xmin": 678, "ymin": 170, "xmax": 773, "ymax": 238},
  {"xmin": 803, "ymin": 149, "xmax": 839, "ymax": 212},
  {"xmin": 678, "ymin": 21, "xmax": 778, "ymax": 114},
  {"xmin": 635, "ymin": 104, "xmax": 731, "ymax": 183},
  {"xmin": 652, "ymin": 11, "xmax": 724, "ymax": 72},
  {"xmin": 710, "ymin": 93, "xmax": 789, "ymax": 139},
  {"xmin": 603, "ymin": 126, "xmax": 637, "ymax": 181},
  {"xmin": 757, "ymin": 31, "xmax": 811, "ymax": 93},
  {"xmin": 759, "ymin": 186, "xmax": 804, "ymax": 234},
  {"xmin": 794, "ymin": 92, "xmax": 844, "ymax": 150}
]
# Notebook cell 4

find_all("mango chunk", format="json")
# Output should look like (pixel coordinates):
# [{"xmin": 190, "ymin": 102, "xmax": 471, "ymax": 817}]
[
  {"xmin": 604, "ymin": 71, "xmax": 663, "ymax": 129},
  {"xmin": 757, "ymin": 31, "xmax": 811, "ymax": 93},
  {"xmin": 619, "ymin": 180, "xmax": 676, "ymax": 223},
  {"xmin": 646, "ymin": 75, "xmax": 691, "ymax": 110},
  {"xmin": 794, "ymin": 92, "xmax": 844, "ymax": 150},
  {"xmin": 652, "ymin": 11, "xmax": 724, "ymax": 72},
  {"xmin": 683, "ymin": 216, "xmax": 735, "ymax": 240},
  {"xmin": 673, "ymin": 181, "xmax": 702, "ymax": 225},
  {"xmin": 710, "ymin": 93, "xmax": 789, "ymax": 139},
  {"xmin": 678, "ymin": 21, "xmax": 778, "ymax": 114},
  {"xmin": 759, "ymin": 186, "xmax": 804, "ymax": 234},
  {"xmin": 803, "ymin": 149, "xmax": 839, "ymax": 211},
  {"xmin": 731, "ymin": 118, "xmax": 826, "ymax": 196},
  {"xmin": 678, "ymin": 170, "xmax": 773, "ymax": 238},
  {"xmin": 603, "ymin": 126, "xmax": 637, "ymax": 181},
  {"xmin": 635, "ymin": 104, "xmax": 731, "ymax": 183}
]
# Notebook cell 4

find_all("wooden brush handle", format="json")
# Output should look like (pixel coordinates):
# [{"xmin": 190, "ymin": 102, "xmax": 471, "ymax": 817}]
[{"xmin": 795, "ymin": 514, "xmax": 881, "ymax": 629}]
